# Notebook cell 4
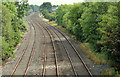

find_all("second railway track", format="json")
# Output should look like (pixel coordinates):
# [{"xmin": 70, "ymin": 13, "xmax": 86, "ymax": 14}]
[
  {"xmin": 10, "ymin": 16, "xmax": 37, "ymax": 76},
  {"xmin": 32, "ymin": 19, "xmax": 59, "ymax": 76}
]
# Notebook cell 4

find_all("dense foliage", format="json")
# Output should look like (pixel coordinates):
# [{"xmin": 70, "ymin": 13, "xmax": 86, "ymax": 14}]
[
  {"xmin": 25, "ymin": 5, "xmax": 40, "ymax": 16},
  {"xmin": 40, "ymin": 2, "xmax": 57, "ymax": 21},
  {"xmin": 55, "ymin": 2, "xmax": 120, "ymax": 72},
  {"xmin": 98, "ymin": 3, "xmax": 120, "ymax": 68},
  {"xmin": 2, "ymin": 1, "xmax": 28, "ymax": 60}
]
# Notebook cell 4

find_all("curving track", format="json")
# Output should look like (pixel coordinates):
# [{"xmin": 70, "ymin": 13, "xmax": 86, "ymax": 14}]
[{"xmin": 2, "ymin": 13, "xmax": 93, "ymax": 77}]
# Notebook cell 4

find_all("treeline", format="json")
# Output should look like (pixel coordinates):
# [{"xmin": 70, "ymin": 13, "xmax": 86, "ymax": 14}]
[
  {"xmin": 25, "ymin": 2, "xmax": 57, "ymax": 21},
  {"xmin": 25, "ymin": 5, "xmax": 40, "ymax": 16},
  {"xmin": 40, "ymin": 2, "xmax": 57, "ymax": 21},
  {"xmin": 2, "ymin": 1, "xmax": 28, "ymax": 60},
  {"xmin": 55, "ymin": 2, "xmax": 120, "ymax": 72}
]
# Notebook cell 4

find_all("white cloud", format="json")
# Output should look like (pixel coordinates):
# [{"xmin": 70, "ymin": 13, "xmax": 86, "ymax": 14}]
[{"xmin": 28, "ymin": 0, "xmax": 85, "ymax": 5}]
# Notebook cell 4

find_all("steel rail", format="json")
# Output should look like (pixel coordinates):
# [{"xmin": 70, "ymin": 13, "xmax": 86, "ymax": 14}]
[
  {"xmin": 32, "ymin": 19, "xmax": 47, "ymax": 77},
  {"xmin": 47, "ymin": 26, "xmax": 78, "ymax": 77},
  {"xmin": 38, "ymin": 22, "xmax": 59, "ymax": 77},
  {"xmin": 10, "ymin": 19, "xmax": 32, "ymax": 77},
  {"xmin": 24, "ymin": 22, "xmax": 36, "ymax": 76}
]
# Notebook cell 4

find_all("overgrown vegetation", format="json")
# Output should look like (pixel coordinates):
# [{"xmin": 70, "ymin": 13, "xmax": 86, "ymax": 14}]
[
  {"xmin": 2, "ymin": 1, "xmax": 28, "ymax": 60},
  {"xmin": 41, "ymin": 2, "xmax": 120, "ymax": 75},
  {"xmin": 40, "ymin": 2, "xmax": 57, "ymax": 21}
]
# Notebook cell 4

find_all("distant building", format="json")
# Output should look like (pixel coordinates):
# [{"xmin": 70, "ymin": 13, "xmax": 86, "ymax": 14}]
[{"xmin": 52, "ymin": 6, "xmax": 58, "ymax": 12}]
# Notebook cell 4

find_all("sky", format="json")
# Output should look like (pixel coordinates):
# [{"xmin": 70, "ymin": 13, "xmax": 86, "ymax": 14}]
[{"xmin": 28, "ymin": 0, "xmax": 85, "ymax": 6}]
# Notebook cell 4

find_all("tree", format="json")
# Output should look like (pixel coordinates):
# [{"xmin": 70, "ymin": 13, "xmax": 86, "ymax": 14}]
[
  {"xmin": 25, "ymin": 5, "xmax": 40, "ymax": 16},
  {"xmin": 42, "ymin": 9, "xmax": 50, "ymax": 19},
  {"xmin": 98, "ymin": 3, "xmax": 120, "ymax": 68},
  {"xmin": 49, "ymin": 12, "xmax": 56, "ymax": 21},
  {"xmin": 80, "ymin": 2, "xmax": 109, "ymax": 52},
  {"xmin": 40, "ymin": 2, "xmax": 52, "ymax": 13},
  {"xmin": 56, "ymin": 5, "xmax": 71, "ymax": 27},
  {"xmin": 2, "ymin": 1, "xmax": 28, "ymax": 59},
  {"xmin": 68, "ymin": 3, "xmax": 85, "ymax": 41},
  {"xmin": 2, "ymin": 5, "xmax": 15, "ymax": 58},
  {"xmin": 15, "ymin": 1, "xmax": 28, "ymax": 19}
]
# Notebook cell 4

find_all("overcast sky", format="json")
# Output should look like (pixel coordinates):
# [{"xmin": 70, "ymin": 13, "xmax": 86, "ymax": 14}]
[{"xmin": 28, "ymin": 0, "xmax": 85, "ymax": 6}]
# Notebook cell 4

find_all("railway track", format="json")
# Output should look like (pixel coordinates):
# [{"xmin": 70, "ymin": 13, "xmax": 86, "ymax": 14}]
[
  {"xmin": 43, "ymin": 26, "xmax": 59, "ymax": 77},
  {"xmin": 38, "ymin": 23, "xmax": 47, "ymax": 77},
  {"xmin": 34, "ymin": 20, "xmax": 47, "ymax": 77},
  {"xmin": 54, "ymin": 27, "xmax": 93, "ymax": 76},
  {"xmin": 10, "ymin": 17, "xmax": 36, "ymax": 76},
  {"xmin": 47, "ymin": 26, "xmax": 78, "ymax": 77},
  {"xmin": 31, "ymin": 19, "xmax": 49, "ymax": 76},
  {"xmin": 24, "ymin": 23, "xmax": 36, "ymax": 75},
  {"xmin": 34, "ymin": 21, "xmax": 59, "ymax": 76}
]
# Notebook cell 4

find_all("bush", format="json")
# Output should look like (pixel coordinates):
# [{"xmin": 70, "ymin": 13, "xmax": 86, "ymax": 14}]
[{"xmin": 2, "ymin": 2, "xmax": 28, "ymax": 59}]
